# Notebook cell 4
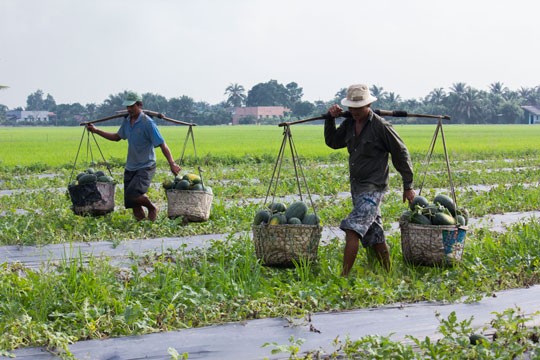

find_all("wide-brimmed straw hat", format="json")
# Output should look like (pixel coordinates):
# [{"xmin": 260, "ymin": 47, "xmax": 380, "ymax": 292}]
[{"xmin": 341, "ymin": 84, "xmax": 377, "ymax": 108}]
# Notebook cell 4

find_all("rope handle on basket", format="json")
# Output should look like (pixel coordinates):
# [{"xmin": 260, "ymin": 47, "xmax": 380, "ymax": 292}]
[
  {"xmin": 178, "ymin": 125, "xmax": 207, "ymax": 190},
  {"xmin": 417, "ymin": 119, "xmax": 458, "ymax": 208},
  {"xmin": 263, "ymin": 125, "xmax": 319, "ymax": 218},
  {"xmin": 68, "ymin": 128, "xmax": 114, "ymax": 186}
]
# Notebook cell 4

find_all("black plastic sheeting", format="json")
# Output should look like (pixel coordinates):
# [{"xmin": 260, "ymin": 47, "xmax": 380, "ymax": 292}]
[{"xmin": 68, "ymin": 183, "xmax": 104, "ymax": 206}]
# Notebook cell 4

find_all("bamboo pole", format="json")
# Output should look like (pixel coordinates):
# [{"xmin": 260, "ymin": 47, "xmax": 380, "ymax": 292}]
[
  {"xmin": 278, "ymin": 110, "xmax": 450, "ymax": 127},
  {"xmin": 80, "ymin": 110, "xmax": 196, "ymax": 126}
]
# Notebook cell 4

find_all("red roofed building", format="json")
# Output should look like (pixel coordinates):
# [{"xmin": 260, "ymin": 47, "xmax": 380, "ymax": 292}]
[{"xmin": 231, "ymin": 106, "xmax": 290, "ymax": 125}]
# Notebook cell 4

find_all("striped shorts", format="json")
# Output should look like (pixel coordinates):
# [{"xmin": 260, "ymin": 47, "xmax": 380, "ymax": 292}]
[{"xmin": 339, "ymin": 190, "xmax": 386, "ymax": 248}]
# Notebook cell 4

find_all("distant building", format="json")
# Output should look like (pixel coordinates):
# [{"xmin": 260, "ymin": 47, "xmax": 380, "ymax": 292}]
[
  {"xmin": 231, "ymin": 106, "xmax": 290, "ymax": 125},
  {"xmin": 521, "ymin": 106, "xmax": 540, "ymax": 124},
  {"xmin": 6, "ymin": 110, "xmax": 55, "ymax": 123}
]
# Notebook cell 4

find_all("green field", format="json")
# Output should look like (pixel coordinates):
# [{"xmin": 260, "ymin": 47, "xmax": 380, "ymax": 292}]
[
  {"xmin": 2, "ymin": 124, "xmax": 540, "ymax": 168},
  {"xmin": 2, "ymin": 124, "xmax": 540, "ymax": 357}
]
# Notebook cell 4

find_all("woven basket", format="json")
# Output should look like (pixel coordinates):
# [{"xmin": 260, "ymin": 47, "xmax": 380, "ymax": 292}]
[
  {"xmin": 68, "ymin": 182, "xmax": 115, "ymax": 216},
  {"xmin": 166, "ymin": 189, "xmax": 213, "ymax": 222},
  {"xmin": 252, "ymin": 224, "xmax": 322, "ymax": 267},
  {"xmin": 400, "ymin": 220, "xmax": 467, "ymax": 266}
]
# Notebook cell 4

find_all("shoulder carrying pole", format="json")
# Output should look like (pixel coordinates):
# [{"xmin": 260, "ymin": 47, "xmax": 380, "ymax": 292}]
[
  {"xmin": 80, "ymin": 110, "xmax": 196, "ymax": 126},
  {"xmin": 278, "ymin": 110, "xmax": 451, "ymax": 127}
]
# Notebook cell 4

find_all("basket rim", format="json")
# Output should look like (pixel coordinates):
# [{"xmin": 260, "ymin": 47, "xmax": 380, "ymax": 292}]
[
  {"xmin": 252, "ymin": 224, "xmax": 322, "ymax": 229},
  {"xmin": 166, "ymin": 189, "xmax": 213, "ymax": 194},
  {"xmin": 68, "ymin": 182, "xmax": 116, "ymax": 189},
  {"xmin": 400, "ymin": 220, "xmax": 468, "ymax": 231}
]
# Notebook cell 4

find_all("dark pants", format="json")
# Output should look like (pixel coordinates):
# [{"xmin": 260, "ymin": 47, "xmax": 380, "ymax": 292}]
[{"xmin": 123, "ymin": 165, "xmax": 156, "ymax": 208}]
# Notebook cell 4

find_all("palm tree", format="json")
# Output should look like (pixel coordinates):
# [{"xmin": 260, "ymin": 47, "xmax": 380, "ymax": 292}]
[
  {"xmin": 385, "ymin": 92, "xmax": 401, "ymax": 109},
  {"xmin": 489, "ymin": 82, "xmax": 508, "ymax": 96},
  {"xmin": 455, "ymin": 87, "xmax": 483, "ymax": 123},
  {"xmin": 449, "ymin": 82, "xmax": 467, "ymax": 95},
  {"xmin": 518, "ymin": 86, "xmax": 540, "ymax": 106},
  {"xmin": 224, "ymin": 83, "xmax": 246, "ymax": 108},
  {"xmin": 426, "ymin": 88, "xmax": 446, "ymax": 105},
  {"xmin": 369, "ymin": 85, "xmax": 387, "ymax": 100}
]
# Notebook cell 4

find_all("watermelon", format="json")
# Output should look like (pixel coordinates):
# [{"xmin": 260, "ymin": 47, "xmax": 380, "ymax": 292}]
[
  {"xmin": 400, "ymin": 210, "xmax": 412, "ymax": 222},
  {"xmin": 269, "ymin": 213, "xmax": 287, "ymax": 225},
  {"xmin": 183, "ymin": 173, "xmax": 201, "ymax": 184},
  {"xmin": 410, "ymin": 213, "xmax": 431, "ymax": 225},
  {"xmin": 162, "ymin": 179, "xmax": 174, "ymax": 190},
  {"xmin": 409, "ymin": 196, "xmax": 429, "ymax": 211},
  {"xmin": 287, "ymin": 217, "xmax": 303, "ymax": 225},
  {"xmin": 254, "ymin": 210, "xmax": 271, "ymax": 225},
  {"xmin": 302, "ymin": 214, "xmax": 320, "ymax": 225},
  {"xmin": 269, "ymin": 202, "xmax": 286, "ymax": 213},
  {"xmin": 284, "ymin": 201, "xmax": 308, "ymax": 221},
  {"xmin": 190, "ymin": 183, "xmax": 204, "ymax": 191},
  {"xmin": 175, "ymin": 179, "xmax": 190, "ymax": 190},
  {"xmin": 78, "ymin": 173, "xmax": 97, "ymax": 185},
  {"xmin": 456, "ymin": 207, "xmax": 469, "ymax": 225},
  {"xmin": 421, "ymin": 204, "xmax": 441, "ymax": 220},
  {"xmin": 434, "ymin": 194, "xmax": 456, "ymax": 216},
  {"xmin": 432, "ymin": 212, "xmax": 456, "ymax": 225},
  {"xmin": 97, "ymin": 175, "xmax": 114, "ymax": 183}
]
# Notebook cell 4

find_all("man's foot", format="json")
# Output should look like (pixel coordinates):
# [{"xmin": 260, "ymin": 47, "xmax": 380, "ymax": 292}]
[
  {"xmin": 148, "ymin": 206, "xmax": 158, "ymax": 221},
  {"xmin": 133, "ymin": 206, "xmax": 146, "ymax": 221}
]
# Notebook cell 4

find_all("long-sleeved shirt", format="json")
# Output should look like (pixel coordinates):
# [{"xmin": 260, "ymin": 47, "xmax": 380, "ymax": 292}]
[{"xmin": 324, "ymin": 110, "xmax": 413, "ymax": 193}]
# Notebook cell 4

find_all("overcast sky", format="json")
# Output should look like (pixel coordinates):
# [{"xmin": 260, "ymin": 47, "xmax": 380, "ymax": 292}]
[{"xmin": 1, "ymin": 0, "xmax": 539, "ymax": 109}]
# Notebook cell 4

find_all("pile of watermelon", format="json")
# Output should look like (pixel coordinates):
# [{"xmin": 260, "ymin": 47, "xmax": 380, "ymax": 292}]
[
  {"xmin": 402, "ymin": 194, "xmax": 469, "ymax": 226},
  {"xmin": 71, "ymin": 168, "xmax": 114, "ymax": 186},
  {"xmin": 163, "ymin": 173, "xmax": 212, "ymax": 194},
  {"xmin": 253, "ymin": 201, "xmax": 320, "ymax": 226}
]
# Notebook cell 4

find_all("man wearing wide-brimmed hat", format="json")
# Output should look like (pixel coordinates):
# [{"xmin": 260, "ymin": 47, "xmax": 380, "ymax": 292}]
[
  {"xmin": 325, "ymin": 84, "xmax": 415, "ymax": 275},
  {"xmin": 87, "ymin": 91, "xmax": 181, "ymax": 221}
]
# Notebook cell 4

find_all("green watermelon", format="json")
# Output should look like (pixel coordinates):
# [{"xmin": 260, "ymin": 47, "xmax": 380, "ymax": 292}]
[
  {"xmin": 287, "ymin": 217, "xmax": 303, "ymax": 225},
  {"xmin": 269, "ymin": 213, "xmax": 287, "ymax": 225},
  {"xmin": 97, "ymin": 175, "xmax": 113, "ymax": 183},
  {"xmin": 175, "ymin": 179, "xmax": 190, "ymax": 190},
  {"xmin": 78, "ymin": 173, "xmax": 97, "ymax": 185},
  {"xmin": 254, "ymin": 210, "xmax": 271, "ymax": 225},
  {"xmin": 162, "ymin": 179, "xmax": 174, "ymax": 190},
  {"xmin": 434, "ymin": 194, "xmax": 456, "ymax": 216},
  {"xmin": 302, "ymin": 214, "xmax": 320, "ymax": 225},
  {"xmin": 269, "ymin": 202, "xmax": 286, "ymax": 213},
  {"xmin": 183, "ymin": 173, "xmax": 201, "ymax": 184},
  {"xmin": 285, "ymin": 201, "xmax": 308, "ymax": 221},
  {"xmin": 190, "ymin": 183, "xmax": 204, "ymax": 191},
  {"xmin": 456, "ymin": 208, "xmax": 469, "ymax": 225},
  {"xmin": 410, "ymin": 213, "xmax": 432, "ymax": 225},
  {"xmin": 432, "ymin": 212, "xmax": 456, "ymax": 225},
  {"xmin": 409, "ymin": 196, "xmax": 429, "ymax": 211}
]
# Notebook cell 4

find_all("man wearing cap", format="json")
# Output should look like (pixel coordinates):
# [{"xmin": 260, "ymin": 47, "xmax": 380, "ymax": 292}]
[
  {"xmin": 325, "ymin": 84, "xmax": 415, "ymax": 275},
  {"xmin": 86, "ymin": 91, "xmax": 181, "ymax": 221}
]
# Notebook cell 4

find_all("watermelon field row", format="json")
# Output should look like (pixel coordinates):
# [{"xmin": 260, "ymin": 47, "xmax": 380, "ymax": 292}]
[{"xmin": 1, "ymin": 125, "xmax": 540, "ymax": 357}]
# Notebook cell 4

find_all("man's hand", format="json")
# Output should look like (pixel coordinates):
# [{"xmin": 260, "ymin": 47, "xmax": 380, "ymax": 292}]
[
  {"xmin": 86, "ymin": 123, "xmax": 96, "ymax": 133},
  {"xmin": 403, "ymin": 189, "xmax": 416, "ymax": 204},
  {"xmin": 327, "ymin": 104, "xmax": 343, "ymax": 118},
  {"xmin": 170, "ymin": 163, "xmax": 181, "ymax": 176}
]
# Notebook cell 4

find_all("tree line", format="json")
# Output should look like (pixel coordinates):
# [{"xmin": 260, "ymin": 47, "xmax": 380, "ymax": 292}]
[{"xmin": 1, "ymin": 80, "xmax": 539, "ymax": 126}]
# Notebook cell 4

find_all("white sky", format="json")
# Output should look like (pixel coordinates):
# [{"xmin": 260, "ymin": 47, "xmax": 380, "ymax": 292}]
[{"xmin": 1, "ymin": 0, "xmax": 539, "ymax": 109}]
